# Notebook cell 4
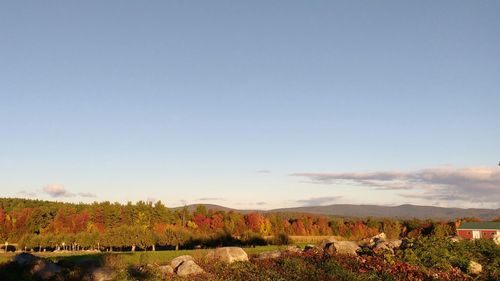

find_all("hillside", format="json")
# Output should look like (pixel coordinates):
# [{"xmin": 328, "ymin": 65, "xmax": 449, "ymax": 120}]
[
  {"xmin": 176, "ymin": 203, "xmax": 500, "ymax": 220},
  {"xmin": 270, "ymin": 204, "xmax": 500, "ymax": 220}
]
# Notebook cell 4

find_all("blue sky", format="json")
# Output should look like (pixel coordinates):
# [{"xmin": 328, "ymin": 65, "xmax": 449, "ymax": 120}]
[{"xmin": 1, "ymin": 1, "xmax": 499, "ymax": 209}]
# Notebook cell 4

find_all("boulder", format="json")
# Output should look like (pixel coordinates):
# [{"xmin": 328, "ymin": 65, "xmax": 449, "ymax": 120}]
[
  {"xmin": 30, "ymin": 259, "xmax": 62, "ymax": 280},
  {"xmin": 373, "ymin": 240, "xmax": 403, "ymax": 253},
  {"xmin": 12, "ymin": 253, "xmax": 38, "ymax": 266},
  {"xmin": 324, "ymin": 241, "xmax": 360, "ymax": 256},
  {"xmin": 12, "ymin": 253, "xmax": 62, "ymax": 280},
  {"xmin": 158, "ymin": 265, "xmax": 174, "ymax": 275},
  {"xmin": 91, "ymin": 267, "xmax": 115, "ymax": 281},
  {"xmin": 469, "ymin": 261, "xmax": 482, "ymax": 275},
  {"xmin": 176, "ymin": 260, "xmax": 205, "ymax": 277},
  {"xmin": 493, "ymin": 233, "xmax": 500, "ymax": 246},
  {"xmin": 170, "ymin": 255, "xmax": 194, "ymax": 270},
  {"xmin": 318, "ymin": 238, "xmax": 338, "ymax": 250},
  {"xmin": 255, "ymin": 250, "xmax": 281, "ymax": 260},
  {"xmin": 207, "ymin": 247, "xmax": 249, "ymax": 263}
]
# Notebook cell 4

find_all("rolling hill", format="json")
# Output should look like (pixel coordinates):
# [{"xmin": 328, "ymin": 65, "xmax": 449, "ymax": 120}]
[{"xmin": 179, "ymin": 203, "xmax": 500, "ymax": 220}]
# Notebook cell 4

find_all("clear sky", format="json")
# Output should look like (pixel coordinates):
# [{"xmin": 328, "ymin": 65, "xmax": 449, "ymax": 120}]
[{"xmin": 1, "ymin": 1, "xmax": 499, "ymax": 209}]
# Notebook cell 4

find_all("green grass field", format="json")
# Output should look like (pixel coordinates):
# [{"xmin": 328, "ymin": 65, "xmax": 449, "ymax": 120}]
[{"xmin": 0, "ymin": 245, "xmax": 284, "ymax": 266}]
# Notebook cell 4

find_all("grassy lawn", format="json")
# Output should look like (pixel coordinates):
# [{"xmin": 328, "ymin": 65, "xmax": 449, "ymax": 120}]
[{"xmin": 0, "ymin": 245, "xmax": 286, "ymax": 266}]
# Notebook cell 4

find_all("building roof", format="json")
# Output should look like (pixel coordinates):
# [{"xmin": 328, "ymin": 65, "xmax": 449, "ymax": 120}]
[{"xmin": 458, "ymin": 222, "xmax": 500, "ymax": 230}]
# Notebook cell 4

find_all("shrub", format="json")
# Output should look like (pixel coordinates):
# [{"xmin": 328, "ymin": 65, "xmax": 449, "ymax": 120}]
[{"xmin": 272, "ymin": 232, "xmax": 293, "ymax": 246}]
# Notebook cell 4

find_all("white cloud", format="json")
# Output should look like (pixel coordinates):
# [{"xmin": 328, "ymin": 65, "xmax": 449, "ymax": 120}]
[
  {"xmin": 292, "ymin": 166, "xmax": 500, "ymax": 206},
  {"xmin": 43, "ymin": 184, "xmax": 74, "ymax": 198},
  {"xmin": 42, "ymin": 184, "xmax": 96, "ymax": 198}
]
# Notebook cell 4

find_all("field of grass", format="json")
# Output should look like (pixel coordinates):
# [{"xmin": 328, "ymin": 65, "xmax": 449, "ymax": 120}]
[
  {"xmin": 0, "ymin": 245, "xmax": 284, "ymax": 266},
  {"xmin": 289, "ymin": 235, "xmax": 343, "ymax": 244}
]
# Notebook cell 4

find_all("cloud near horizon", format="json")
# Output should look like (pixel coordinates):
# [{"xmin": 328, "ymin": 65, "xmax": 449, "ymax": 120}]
[
  {"xmin": 197, "ymin": 197, "xmax": 226, "ymax": 201},
  {"xmin": 42, "ymin": 184, "xmax": 96, "ymax": 198},
  {"xmin": 295, "ymin": 196, "xmax": 342, "ymax": 206},
  {"xmin": 292, "ymin": 166, "xmax": 500, "ymax": 205}
]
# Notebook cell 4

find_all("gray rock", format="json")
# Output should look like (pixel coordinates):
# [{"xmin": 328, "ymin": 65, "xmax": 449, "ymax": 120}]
[
  {"xmin": 170, "ymin": 255, "xmax": 194, "ymax": 270},
  {"xmin": 159, "ymin": 265, "xmax": 174, "ymax": 275},
  {"xmin": 30, "ymin": 259, "xmax": 62, "ymax": 280},
  {"xmin": 324, "ymin": 241, "xmax": 360, "ymax": 256},
  {"xmin": 176, "ymin": 260, "xmax": 205, "ymax": 277},
  {"xmin": 374, "ymin": 240, "xmax": 402, "ymax": 254},
  {"xmin": 206, "ymin": 247, "xmax": 249, "ymax": 263}
]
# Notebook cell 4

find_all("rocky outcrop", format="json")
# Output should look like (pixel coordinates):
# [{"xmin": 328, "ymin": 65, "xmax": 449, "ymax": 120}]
[{"xmin": 207, "ymin": 247, "xmax": 249, "ymax": 263}]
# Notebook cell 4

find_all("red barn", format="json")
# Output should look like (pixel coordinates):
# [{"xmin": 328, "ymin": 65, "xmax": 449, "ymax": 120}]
[{"xmin": 456, "ymin": 222, "xmax": 500, "ymax": 239}]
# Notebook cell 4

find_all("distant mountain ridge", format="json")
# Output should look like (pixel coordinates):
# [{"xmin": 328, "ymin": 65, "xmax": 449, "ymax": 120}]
[
  {"xmin": 270, "ymin": 204, "xmax": 500, "ymax": 220},
  {"xmin": 179, "ymin": 203, "xmax": 499, "ymax": 220}
]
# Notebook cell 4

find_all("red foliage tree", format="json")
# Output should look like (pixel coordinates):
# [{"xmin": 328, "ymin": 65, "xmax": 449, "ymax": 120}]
[{"xmin": 245, "ymin": 213, "xmax": 264, "ymax": 233}]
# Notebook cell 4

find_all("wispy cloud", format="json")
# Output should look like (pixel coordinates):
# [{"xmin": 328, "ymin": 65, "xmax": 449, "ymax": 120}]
[
  {"xmin": 197, "ymin": 197, "xmax": 226, "ymax": 201},
  {"xmin": 256, "ymin": 170, "xmax": 271, "ymax": 174},
  {"xmin": 78, "ymin": 192, "xmax": 97, "ymax": 198},
  {"xmin": 18, "ymin": 190, "xmax": 38, "ymax": 198},
  {"xmin": 295, "ymin": 196, "xmax": 342, "ymax": 206},
  {"xmin": 292, "ymin": 166, "xmax": 500, "ymax": 204}
]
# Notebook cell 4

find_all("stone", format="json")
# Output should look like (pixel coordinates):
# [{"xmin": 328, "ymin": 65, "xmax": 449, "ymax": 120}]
[
  {"xmin": 255, "ymin": 250, "xmax": 281, "ymax": 260},
  {"xmin": 469, "ymin": 261, "xmax": 482, "ymax": 275},
  {"xmin": 30, "ymin": 259, "xmax": 62, "ymax": 280},
  {"xmin": 176, "ymin": 260, "xmax": 205, "ymax": 277},
  {"xmin": 12, "ymin": 253, "xmax": 38, "ymax": 266},
  {"xmin": 170, "ymin": 255, "xmax": 194, "ymax": 270},
  {"xmin": 326, "ymin": 241, "xmax": 360, "ymax": 256},
  {"xmin": 207, "ymin": 247, "xmax": 249, "ymax": 263},
  {"xmin": 91, "ymin": 267, "xmax": 115, "ymax": 281},
  {"xmin": 158, "ymin": 265, "xmax": 174, "ymax": 275},
  {"xmin": 493, "ymin": 233, "xmax": 500, "ymax": 246},
  {"xmin": 12, "ymin": 253, "xmax": 61, "ymax": 280},
  {"xmin": 372, "ymin": 239, "xmax": 401, "ymax": 255}
]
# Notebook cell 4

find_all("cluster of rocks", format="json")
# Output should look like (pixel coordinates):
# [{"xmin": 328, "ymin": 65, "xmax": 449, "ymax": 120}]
[{"xmin": 157, "ymin": 247, "xmax": 249, "ymax": 278}]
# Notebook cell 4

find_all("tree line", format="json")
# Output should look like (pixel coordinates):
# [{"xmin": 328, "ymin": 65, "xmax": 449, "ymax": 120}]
[{"xmin": 0, "ymin": 198, "xmax": 495, "ymax": 252}]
